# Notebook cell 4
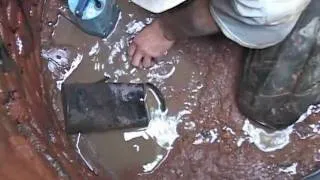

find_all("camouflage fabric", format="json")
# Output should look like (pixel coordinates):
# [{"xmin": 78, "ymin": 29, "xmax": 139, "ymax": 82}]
[{"xmin": 238, "ymin": 0, "xmax": 320, "ymax": 129}]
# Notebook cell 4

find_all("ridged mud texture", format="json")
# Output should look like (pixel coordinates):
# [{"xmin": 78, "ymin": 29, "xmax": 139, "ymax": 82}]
[{"xmin": 0, "ymin": 0, "xmax": 98, "ymax": 179}]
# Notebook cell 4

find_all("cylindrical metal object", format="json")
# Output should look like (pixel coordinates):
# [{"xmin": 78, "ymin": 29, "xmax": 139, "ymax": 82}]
[{"xmin": 62, "ymin": 82, "xmax": 166, "ymax": 134}]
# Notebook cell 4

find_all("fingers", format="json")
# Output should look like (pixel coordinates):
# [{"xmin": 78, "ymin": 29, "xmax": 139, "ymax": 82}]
[
  {"xmin": 129, "ymin": 42, "xmax": 143, "ymax": 68},
  {"xmin": 129, "ymin": 43, "xmax": 153, "ymax": 69},
  {"xmin": 128, "ymin": 43, "xmax": 136, "ymax": 59},
  {"xmin": 142, "ymin": 55, "xmax": 152, "ymax": 68},
  {"xmin": 131, "ymin": 50, "xmax": 143, "ymax": 68}
]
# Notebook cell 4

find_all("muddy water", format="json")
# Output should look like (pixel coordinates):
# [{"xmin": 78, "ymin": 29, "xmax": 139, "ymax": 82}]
[
  {"xmin": 43, "ymin": 1, "xmax": 206, "ymax": 178},
  {"xmin": 42, "ymin": 0, "xmax": 320, "ymax": 179}
]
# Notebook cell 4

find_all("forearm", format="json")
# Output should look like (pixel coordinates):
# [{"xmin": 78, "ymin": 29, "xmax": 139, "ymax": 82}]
[{"xmin": 159, "ymin": 0, "xmax": 219, "ymax": 40}]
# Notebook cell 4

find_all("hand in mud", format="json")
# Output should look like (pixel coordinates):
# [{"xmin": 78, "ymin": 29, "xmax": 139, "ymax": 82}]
[{"xmin": 128, "ymin": 20, "xmax": 175, "ymax": 68}]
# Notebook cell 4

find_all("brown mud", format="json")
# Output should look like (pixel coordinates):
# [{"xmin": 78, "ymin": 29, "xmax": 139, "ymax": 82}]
[
  {"xmin": 0, "ymin": 0, "xmax": 319, "ymax": 180},
  {"xmin": 44, "ymin": 0, "xmax": 320, "ymax": 179},
  {"xmin": 0, "ymin": 0, "xmax": 101, "ymax": 179}
]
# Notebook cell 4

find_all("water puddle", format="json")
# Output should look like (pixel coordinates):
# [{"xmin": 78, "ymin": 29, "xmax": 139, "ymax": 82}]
[{"xmin": 41, "ymin": 1, "xmax": 205, "ymax": 178}]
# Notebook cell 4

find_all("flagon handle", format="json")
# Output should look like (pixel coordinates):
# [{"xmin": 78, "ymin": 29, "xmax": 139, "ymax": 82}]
[{"xmin": 145, "ymin": 83, "xmax": 166, "ymax": 112}]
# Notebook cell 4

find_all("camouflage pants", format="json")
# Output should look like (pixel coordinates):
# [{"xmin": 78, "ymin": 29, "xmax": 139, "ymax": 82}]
[{"xmin": 238, "ymin": 0, "xmax": 320, "ymax": 129}]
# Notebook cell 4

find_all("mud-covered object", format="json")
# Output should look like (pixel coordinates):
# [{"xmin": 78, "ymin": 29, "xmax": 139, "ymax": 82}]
[
  {"xmin": 238, "ymin": 0, "xmax": 320, "ymax": 130},
  {"xmin": 62, "ymin": 82, "xmax": 165, "ymax": 134}
]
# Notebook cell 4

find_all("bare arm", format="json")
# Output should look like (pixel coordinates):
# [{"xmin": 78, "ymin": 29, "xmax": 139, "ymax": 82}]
[
  {"xmin": 128, "ymin": 0, "xmax": 219, "ymax": 68},
  {"xmin": 159, "ymin": 0, "xmax": 220, "ymax": 40}
]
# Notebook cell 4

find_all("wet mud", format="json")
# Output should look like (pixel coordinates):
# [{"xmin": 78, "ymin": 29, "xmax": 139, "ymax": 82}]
[
  {"xmin": 0, "ymin": 0, "xmax": 98, "ymax": 179},
  {"xmin": 0, "ymin": 0, "xmax": 319, "ymax": 179},
  {"xmin": 42, "ymin": 0, "xmax": 320, "ymax": 179}
]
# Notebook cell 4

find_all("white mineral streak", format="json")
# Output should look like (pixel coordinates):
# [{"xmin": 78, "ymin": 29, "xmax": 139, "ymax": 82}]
[
  {"xmin": 242, "ymin": 104, "xmax": 320, "ymax": 152},
  {"xmin": 193, "ymin": 128, "xmax": 219, "ymax": 145},
  {"xmin": 279, "ymin": 163, "xmax": 298, "ymax": 175},
  {"xmin": 56, "ymin": 53, "xmax": 83, "ymax": 90},
  {"xmin": 124, "ymin": 108, "xmax": 190, "ymax": 173}
]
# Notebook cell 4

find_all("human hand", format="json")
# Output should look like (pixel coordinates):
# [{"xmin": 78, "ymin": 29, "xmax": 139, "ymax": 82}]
[{"xmin": 128, "ymin": 19, "xmax": 175, "ymax": 68}]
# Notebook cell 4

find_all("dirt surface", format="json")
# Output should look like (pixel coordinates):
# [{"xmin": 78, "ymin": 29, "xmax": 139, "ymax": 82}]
[
  {"xmin": 41, "ymin": 1, "xmax": 320, "ymax": 180},
  {"xmin": 0, "ymin": 0, "xmax": 319, "ymax": 180}
]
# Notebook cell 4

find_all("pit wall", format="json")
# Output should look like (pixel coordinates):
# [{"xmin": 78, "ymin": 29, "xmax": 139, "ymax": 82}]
[{"xmin": 0, "ymin": 0, "xmax": 97, "ymax": 179}]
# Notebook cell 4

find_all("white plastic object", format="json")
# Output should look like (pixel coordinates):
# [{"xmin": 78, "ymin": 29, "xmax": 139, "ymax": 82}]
[
  {"xmin": 68, "ymin": 0, "xmax": 106, "ymax": 20},
  {"xmin": 131, "ymin": 0, "xmax": 186, "ymax": 13}
]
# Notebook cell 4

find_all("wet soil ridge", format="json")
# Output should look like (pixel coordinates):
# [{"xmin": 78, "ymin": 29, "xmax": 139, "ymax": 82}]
[{"xmin": 0, "ymin": 0, "xmax": 97, "ymax": 179}]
